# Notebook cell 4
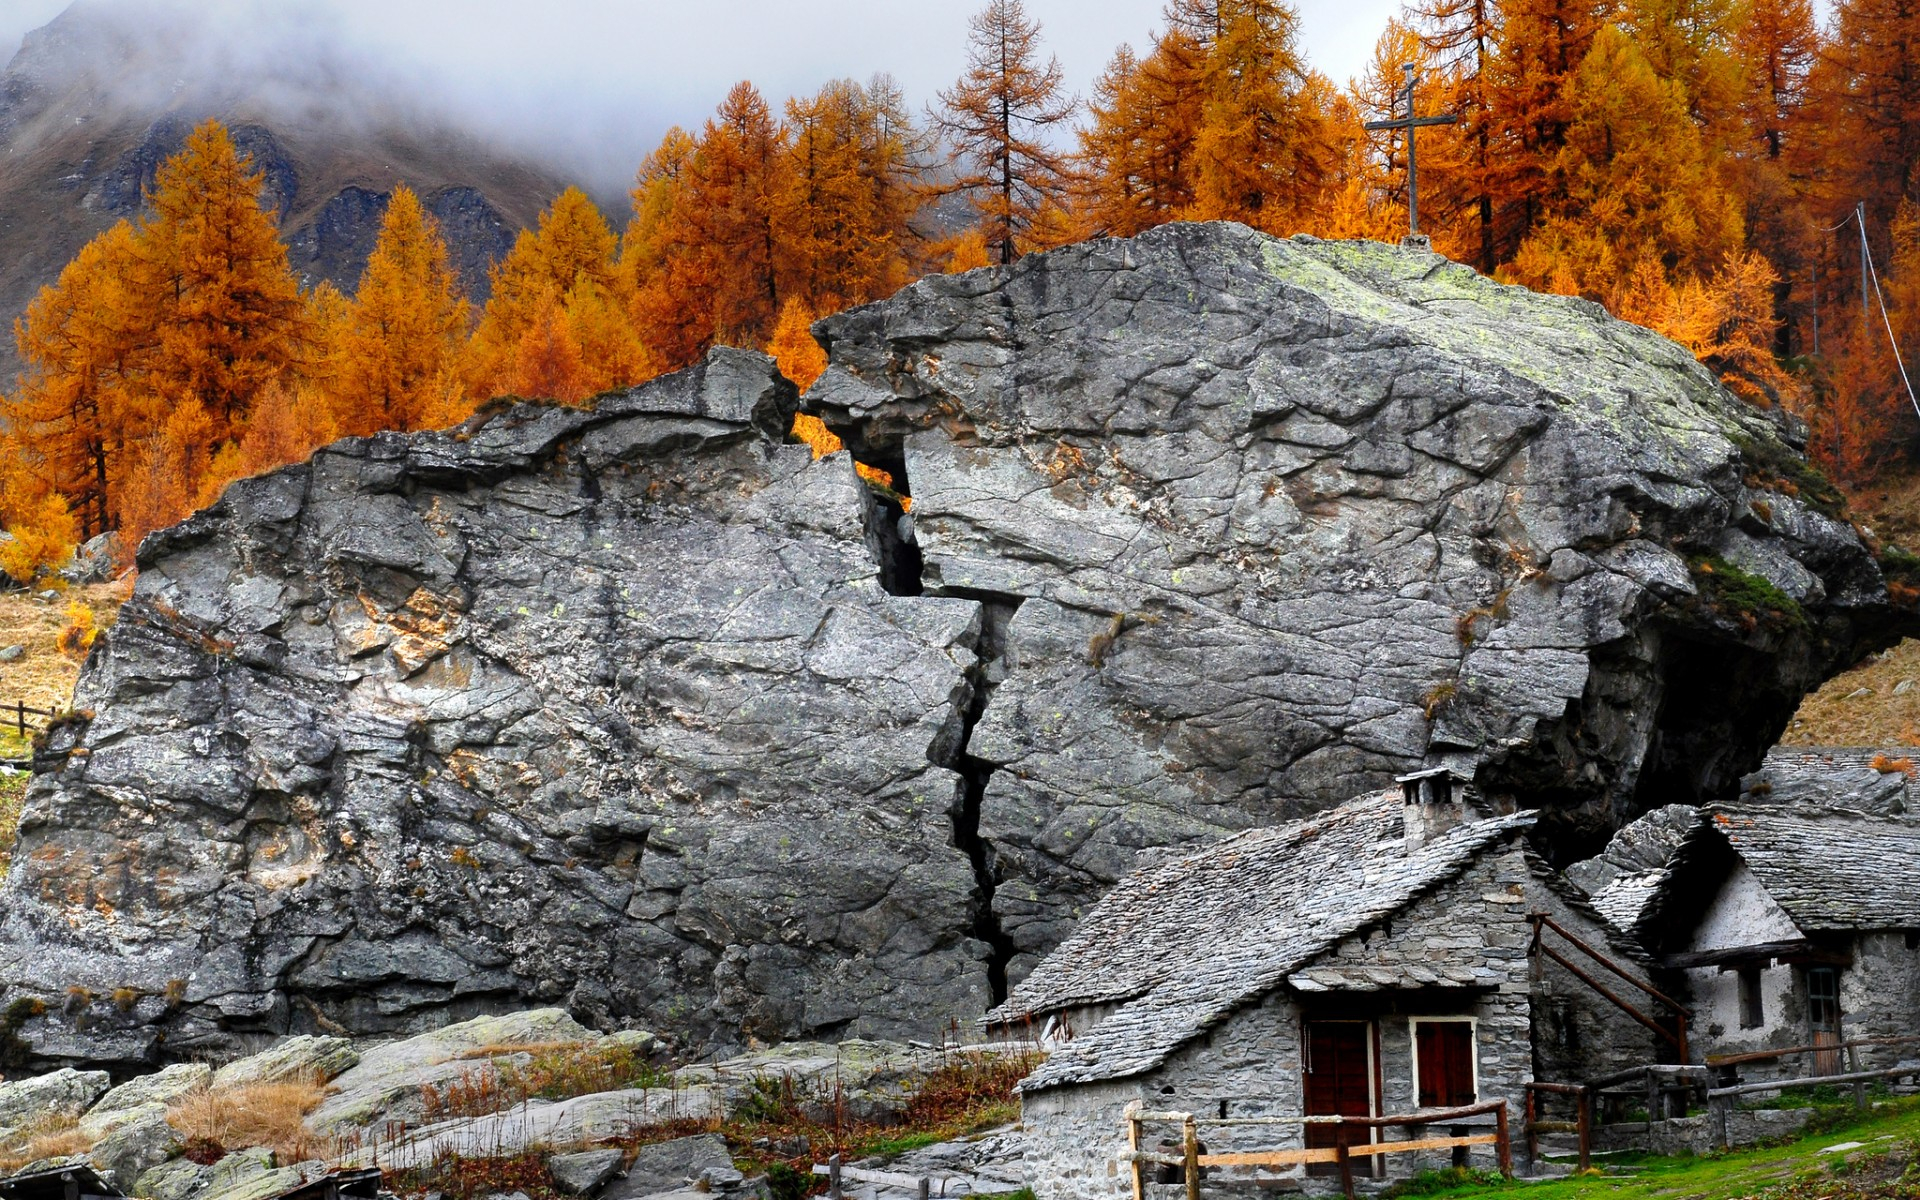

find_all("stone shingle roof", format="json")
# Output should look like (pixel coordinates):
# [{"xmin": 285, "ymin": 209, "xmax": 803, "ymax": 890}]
[
  {"xmin": 993, "ymin": 792, "xmax": 1535, "ymax": 1092},
  {"xmin": 1743, "ymin": 747, "xmax": 1914, "ymax": 815},
  {"xmin": 1712, "ymin": 805, "xmax": 1920, "ymax": 932}
]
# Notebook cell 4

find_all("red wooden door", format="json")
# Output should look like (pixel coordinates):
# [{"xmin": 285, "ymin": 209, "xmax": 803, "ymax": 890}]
[{"xmin": 1304, "ymin": 1021, "xmax": 1375, "ymax": 1175}]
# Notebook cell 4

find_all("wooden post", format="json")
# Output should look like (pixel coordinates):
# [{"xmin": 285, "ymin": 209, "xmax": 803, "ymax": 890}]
[
  {"xmin": 1183, "ymin": 1114, "xmax": 1200, "ymax": 1200},
  {"xmin": 1126, "ymin": 1101, "xmax": 1145, "ymax": 1200},
  {"xmin": 1337, "ymin": 1136, "xmax": 1355, "ymax": 1200},
  {"xmin": 917, "ymin": 1178, "xmax": 930, "ymax": 1200},
  {"xmin": 828, "ymin": 1154, "xmax": 842, "ymax": 1200},
  {"xmin": 1576, "ymin": 1087, "xmax": 1592, "ymax": 1172},
  {"xmin": 1495, "ymin": 1100, "xmax": 1512, "ymax": 1178},
  {"xmin": 1646, "ymin": 1066, "xmax": 1662, "ymax": 1124},
  {"xmin": 1848, "ymin": 1042, "xmax": 1867, "ymax": 1109},
  {"xmin": 1710, "ymin": 1093, "xmax": 1730, "ymax": 1151},
  {"xmin": 1524, "ymin": 1087, "xmax": 1537, "ymax": 1172}
]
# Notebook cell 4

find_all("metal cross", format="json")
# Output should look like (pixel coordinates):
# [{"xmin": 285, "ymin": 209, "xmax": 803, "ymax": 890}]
[{"xmin": 1364, "ymin": 64, "xmax": 1458, "ymax": 244}]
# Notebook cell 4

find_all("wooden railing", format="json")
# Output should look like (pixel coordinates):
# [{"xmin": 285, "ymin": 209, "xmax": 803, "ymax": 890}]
[
  {"xmin": 1702, "ymin": 1039, "xmax": 1920, "ymax": 1150},
  {"xmin": 1529, "ymin": 913, "xmax": 1690, "ymax": 1062},
  {"xmin": 2, "ymin": 700, "xmax": 55, "ymax": 742},
  {"xmin": 1524, "ymin": 1065, "xmax": 1709, "ymax": 1170},
  {"xmin": 1121, "ymin": 1099, "xmax": 1511, "ymax": 1200}
]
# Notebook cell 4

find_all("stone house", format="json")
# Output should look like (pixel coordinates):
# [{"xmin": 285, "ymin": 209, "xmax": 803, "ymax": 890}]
[
  {"xmin": 993, "ymin": 775, "xmax": 1665, "ymax": 1200},
  {"xmin": 1581, "ymin": 802, "xmax": 1920, "ymax": 1079}
]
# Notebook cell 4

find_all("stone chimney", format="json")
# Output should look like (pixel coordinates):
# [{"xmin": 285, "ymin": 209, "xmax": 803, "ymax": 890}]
[{"xmin": 1398, "ymin": 767, "xmax": 1467, "ymax": 849}]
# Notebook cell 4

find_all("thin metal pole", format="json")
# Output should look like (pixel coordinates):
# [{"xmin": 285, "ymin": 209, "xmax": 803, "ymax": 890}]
[{"xmin": 1404, "ymin": 65, "xmax": 1420, "ymax": 237}]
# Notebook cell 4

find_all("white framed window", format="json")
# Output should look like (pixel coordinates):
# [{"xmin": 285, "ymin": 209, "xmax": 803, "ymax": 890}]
[{"xmin": 1408, "ymin": 1016, "xmax": 1479, "ymax": 1109}]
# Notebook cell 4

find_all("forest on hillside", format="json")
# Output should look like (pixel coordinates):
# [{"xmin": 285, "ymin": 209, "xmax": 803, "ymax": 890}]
[{"xmin": 0, "ymin": 0, "xmax": 1915, "ymax": 583}]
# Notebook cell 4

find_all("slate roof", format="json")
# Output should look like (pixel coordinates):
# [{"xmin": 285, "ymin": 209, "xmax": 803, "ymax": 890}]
[
  {"xmin": 992, "ymin": 791, "xmax": 1535, "ymax": 1092},
  {"xmin": 1712, "ymin": 806, "xmax": 1920, "ymax": 932},
  {"xmin": 1743, "ymin": 746, "xmax": 1915, "ymax": 816},
  {"xmin": 1578, "ymin": 801, "xmax": 1920, "ymax": 945}
]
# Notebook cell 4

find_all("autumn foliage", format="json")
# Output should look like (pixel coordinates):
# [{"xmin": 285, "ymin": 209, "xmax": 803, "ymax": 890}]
[{"xmin": 5, "ymin": 0, "xmax": 1920, "ymax": 580}]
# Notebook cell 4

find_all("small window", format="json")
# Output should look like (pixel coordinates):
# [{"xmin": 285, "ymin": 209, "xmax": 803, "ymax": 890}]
[
  {"xmin": 1416, "ymin": 1020, "xmax": 1476, "ymax": 1108},
  {"xmin": 1738, "ymin": 968, "xmax": 1764, "ymax": 1029},
  {"xmin": 1807, "ymin": 967, "xmax": 1841, "ymax": 1033}
]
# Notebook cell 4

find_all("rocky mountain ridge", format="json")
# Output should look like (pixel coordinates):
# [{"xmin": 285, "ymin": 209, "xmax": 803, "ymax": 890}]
[{"xmin": 0, "ymin": 223, "xmax": 1909, "ymax": 1071}]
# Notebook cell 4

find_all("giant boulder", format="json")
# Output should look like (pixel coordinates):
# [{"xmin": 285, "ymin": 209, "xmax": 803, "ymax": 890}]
[{"xmin": 0, "ymin": 224, "xmax": 1910, "ymax": 1063}]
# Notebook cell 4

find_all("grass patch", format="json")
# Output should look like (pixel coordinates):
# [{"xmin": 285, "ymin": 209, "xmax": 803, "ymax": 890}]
[
  {"xmin": 0, "ymin": 583, "xmax": 125, "ymax": 721},
  {"xmin": 1690, "ymin": 554, "xmax": 1809, "ymax": 633},
  {"xmin": 0, "ymin": 1114, "xmax": 94, "ymax": 1171},
  {"xmin": 1404, "ymin": 1097, "xmax": 1920, "ymax": 1200},
  {"xmin": 167, "ymin": 1072, "xmax": 332, "ymax": 1166}
]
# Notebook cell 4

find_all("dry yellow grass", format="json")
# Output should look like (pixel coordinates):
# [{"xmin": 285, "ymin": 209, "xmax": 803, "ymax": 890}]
[
  {"xmin": 0, "ymin": 581, "xmax": 126, "ymax": 757},
  {"xmin": 1780, "ymin": 470, "xmax": 1920, "ymax": 747},
  {"xmin": 167, "ymin": 1075, "xmax": 332, "ymax": 1164},
  {"xmin": 0, "ymin": 1115, "xmax": 95, "ymax": 1171},
  {"xmin": 1782, "ymin": 638, "xmax": 1920, "ymax": 746}
]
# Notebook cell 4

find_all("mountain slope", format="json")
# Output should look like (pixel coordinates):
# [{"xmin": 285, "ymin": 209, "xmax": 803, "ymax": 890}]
[{"xmin": 0, "ymin": 2, "xmax": 574, "ymax": 379}]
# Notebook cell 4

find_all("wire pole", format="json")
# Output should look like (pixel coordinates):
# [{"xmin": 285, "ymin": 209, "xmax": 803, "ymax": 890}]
[{"xmin": 1860, "ymin": 201, "xmax": 1871, "ymax": 332}]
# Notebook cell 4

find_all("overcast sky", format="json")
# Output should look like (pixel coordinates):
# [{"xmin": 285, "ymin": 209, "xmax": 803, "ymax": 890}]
[{"xmin": 0, "ymin": 0, "xmax": 1407, "ymax": 190}]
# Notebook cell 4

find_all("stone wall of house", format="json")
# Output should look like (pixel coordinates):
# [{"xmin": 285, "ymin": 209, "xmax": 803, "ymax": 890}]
[
  {"xmin": 1685, "ymin": 961, "xmax": 1805, "ymax": 1081},
  {"xmin": 1840, "ymin": 934, "xmax": 1920, "ymax": 1072},
  {"xmin": 1686, "ymin": 936, "xmax": 1920, "ymax": 1084},
  {"xmin": 1525, "ymin": 874, "xmax": 1670, "ymax": 1086},
  {"xmin": 1289, "ymin": 846, "xmax": 1532, "ymax": 1180},
  {"xmin": 1022, "ymin": 1078, "xmax": 1148, "ymax": 1200}
]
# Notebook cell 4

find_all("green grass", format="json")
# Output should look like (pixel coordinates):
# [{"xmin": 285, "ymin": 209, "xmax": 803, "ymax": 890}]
[
  {"xmin": 858, "ymin": 1131, "xmax": 944, "ymax": 1157},
  {"xmin": 1691, "ymin": 554, "xmax": 1809, "ymax": 632},
  {"xmin": 1415, "ymin": 1098, "xmax": 1920, "ymax": 1200}
]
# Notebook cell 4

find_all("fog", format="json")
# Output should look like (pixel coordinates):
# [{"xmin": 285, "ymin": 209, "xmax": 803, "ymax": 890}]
[{"xmin": 0, "ymin": 0, "xmax": 1405, "ymax": 195}]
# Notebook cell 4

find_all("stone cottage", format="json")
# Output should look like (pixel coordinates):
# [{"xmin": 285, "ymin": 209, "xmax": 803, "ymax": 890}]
[
  {"xmin": 993, "ymin": 775, "xmax": 1665, "ymax": 1200},
  {"xmin": 1579, "ymin": 801, "xmax": 1920, "ymax": 1078}
]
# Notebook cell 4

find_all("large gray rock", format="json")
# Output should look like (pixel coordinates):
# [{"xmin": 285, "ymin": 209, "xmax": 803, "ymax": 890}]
[
  {"xmin": 84, "ymin": 1062, "xmax": 211, "ymax": 1127},
  {"xmin": 0, "ymin": 225, "xmax": 1913, "ymax": 1066},
  {"xmin": 0, "ymin": 347, "xmax": 987, "ymax": 1061},
  {"xmin": 307, "ymin": 1008, "xmax": 593, "ymax": 1134},
  {"xmin": 606, "ymin": 1135, "xmax": 735, "ymax": 1200},
  {"xmin": 549, "ymin": 1148, "xmax": 625, "ymax": 1195},
  {"xmin": 340, "ymin": 1085, "xmax": 724, "ymax": 1171},
  {"xmin": 0, "ymin": 1067, "xmax": 110, "ymax": 1145},
  {"xmin": 810, "ymin": 223, "xmax": 1919, "ymax": 965},
  {"xmin": 209, "ymin": 1036, "xmax": 358, "ymax": 1090},
  {"xmin": 86, "ymin": 1102, "xmax": 182, "ymax": 1188}
]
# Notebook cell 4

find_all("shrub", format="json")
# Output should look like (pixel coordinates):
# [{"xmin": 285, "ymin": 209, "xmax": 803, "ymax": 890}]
[{"xmin": 55, "ymin": 603, "xmax": 97, "ymax": 659}]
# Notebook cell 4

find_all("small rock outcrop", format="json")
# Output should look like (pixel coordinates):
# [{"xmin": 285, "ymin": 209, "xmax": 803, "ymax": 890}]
[{"xmin": 1, "ymin": 224, "xmax": 1913, "ymax": 1065}]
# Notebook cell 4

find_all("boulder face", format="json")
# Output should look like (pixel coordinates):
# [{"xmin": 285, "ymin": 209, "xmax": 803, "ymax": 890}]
[{"xmin": 1, "ymin": 223, "xmax": 1912, "ymax": 1067}]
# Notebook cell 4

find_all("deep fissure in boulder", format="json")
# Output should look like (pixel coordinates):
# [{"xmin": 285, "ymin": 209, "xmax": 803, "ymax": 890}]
[
  {"xmin": 842, "ymin": 428, "xmax": 1020, "ymax": 999},
  {"xmin": 951, "ymin": 596, "xmax": 1023, "ymax": 1005}
]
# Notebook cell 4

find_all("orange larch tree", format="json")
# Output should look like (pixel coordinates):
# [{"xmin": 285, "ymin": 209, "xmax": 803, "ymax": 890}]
[
  {"xmin": 331, "ymin": 185, "xmax": 471, "ymax": 436},
  {"xmin": 932, "ymin": 0, "xmax": 1079, "ymax": 263},
  {"xmin": 469, "ymin": 187, "xmax": 643, "ymax": 403},
  {"xmin": 141, "ymin": 120, "xmax": 310, "ymax": 446}
]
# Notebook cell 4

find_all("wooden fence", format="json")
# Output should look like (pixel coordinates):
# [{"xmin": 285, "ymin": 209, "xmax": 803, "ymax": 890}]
[
  {"xmin": 1525, "ymin": 1036, "xmax": 1920, "ymax": 1165},
  {"xmin": 1121, "ymin": 1099, "xmax": 1511, "ymax": 1200},
  {"xmin": 2, "ymin": 700, "xmax": 55, "ymax": 741},
  {"xmin": 1702, "ymin": 1036, "xmax": 1920, "ymax": 1150}
]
